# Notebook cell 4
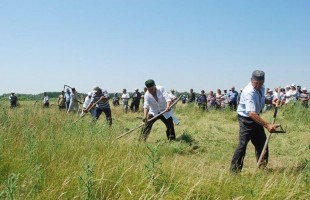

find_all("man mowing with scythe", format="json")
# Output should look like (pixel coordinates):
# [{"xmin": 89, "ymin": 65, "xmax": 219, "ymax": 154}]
[
  {"xmin": 230, "ymin": 70, "xmax": 280, "ymax": 173},
  {"xmin": 140, "ymin": 79, "xmax": 176, "ymax": 141},
  {"xmin": 83, "ymin": 86, "xmax": 112, "ymax": 126}
]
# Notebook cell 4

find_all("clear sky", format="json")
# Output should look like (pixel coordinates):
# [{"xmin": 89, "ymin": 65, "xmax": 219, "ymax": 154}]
[{"xmin": 1, "ymin": 0, "xmax": 309, "ymax": 95}]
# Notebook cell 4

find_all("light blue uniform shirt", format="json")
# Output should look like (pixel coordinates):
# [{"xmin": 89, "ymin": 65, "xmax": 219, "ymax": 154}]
[{"xmin": 237, "ymin": 82, "xmax": 265, "ymax": 117}]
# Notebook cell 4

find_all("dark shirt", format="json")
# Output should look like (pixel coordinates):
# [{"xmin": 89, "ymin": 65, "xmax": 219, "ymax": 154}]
[
  {"xmin": 188, "ymin": 92, "xmax": 196, "ymax": 103},
  {"xmin": 197, "ymin": 94, "xmax": 207, "ymax": 104},
  {"xmin": 132, "ymin": 91, "xmax": 141, "ymax": 102}
]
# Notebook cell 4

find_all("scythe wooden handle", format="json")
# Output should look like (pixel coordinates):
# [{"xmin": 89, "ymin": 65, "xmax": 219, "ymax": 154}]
[
  {"xmin": 115, "ymin": 95, "xmax": 182, "ymax": 140},
  {"xmin": 257, "ymin": 87, "xmax": 281, "ymax": 168}
]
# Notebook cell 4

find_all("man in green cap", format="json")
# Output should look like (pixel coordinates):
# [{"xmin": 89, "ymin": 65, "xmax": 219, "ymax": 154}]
[{"xmin": 140, "ymin": 79, "xmax": 176, "ymax": 141}]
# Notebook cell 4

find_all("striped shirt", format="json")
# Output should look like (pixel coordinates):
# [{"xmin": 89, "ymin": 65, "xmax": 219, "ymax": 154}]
[{"xmin": 91, "ymin": 90, "xmax": 110, "ymax": 109}]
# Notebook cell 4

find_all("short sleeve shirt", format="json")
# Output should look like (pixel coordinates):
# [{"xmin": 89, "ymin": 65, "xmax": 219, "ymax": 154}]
[{"xmin": 237, "ymin": 82, "xmax": 265, "ymax": 117}]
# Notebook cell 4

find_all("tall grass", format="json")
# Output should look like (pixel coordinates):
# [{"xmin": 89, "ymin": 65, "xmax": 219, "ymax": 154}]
[{"xmin": 0, "ymin": 100, "xmax": 309, "ymax": 199}]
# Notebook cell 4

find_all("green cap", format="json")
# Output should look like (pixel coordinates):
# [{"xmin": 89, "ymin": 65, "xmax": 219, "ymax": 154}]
[{"xmin": 145, "ymin": 79, "xmax": 155, "ymax": 88}]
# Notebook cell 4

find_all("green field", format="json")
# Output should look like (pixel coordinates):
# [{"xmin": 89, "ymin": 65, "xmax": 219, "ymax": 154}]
[{"xmin": 0, "ymin": 100, "xmax": 309, "ymax": 199}]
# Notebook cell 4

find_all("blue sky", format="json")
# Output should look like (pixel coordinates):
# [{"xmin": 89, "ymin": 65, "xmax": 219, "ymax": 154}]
[{"xmin": 1, "ymin": 0, "xmax": 309, "ymax": 95}]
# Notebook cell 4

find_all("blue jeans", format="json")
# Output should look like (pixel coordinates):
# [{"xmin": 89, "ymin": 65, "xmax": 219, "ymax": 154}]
[{"xmin": 66, "ymin": 101, "xmax": 70, "ymax": 111}]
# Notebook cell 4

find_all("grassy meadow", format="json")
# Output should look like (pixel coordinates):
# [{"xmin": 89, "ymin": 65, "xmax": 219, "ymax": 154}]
[{"xmin": 0, "ymin": 100, "xmax": 309, "ymax": 199}]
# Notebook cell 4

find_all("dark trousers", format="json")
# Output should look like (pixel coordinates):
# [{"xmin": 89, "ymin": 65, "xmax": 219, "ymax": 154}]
[
  {"xmin": 229, "ymin": 101, "xmax": 237, "ymax": 111},
  {"xmin": 66, "ymin": 101, "xmax": 70, "ymax": 111},
  {"xmin": 43, "ymin": 102, "xmax": 49, "ymax": 108},
  {"xmin": 140, "ymin": 114, "xmax": 176, "ymax": 141},
  {"xmin": 10, "ymin": 101, "xmax": 17, "ymax": 108},
  {"xmin": 95, "ymin": 107, "xmax": 112, "ymax": 126},
  {"xmin": 230, "ymin": 115, "xmax": 268, "ymax": 172},
  {"xmin": 130, "ymin": 100, "xmax": 140, "ymax": 112},
  {"xmin": 59, "ymin": 105, "xmax": 66, "ymax": 110}
]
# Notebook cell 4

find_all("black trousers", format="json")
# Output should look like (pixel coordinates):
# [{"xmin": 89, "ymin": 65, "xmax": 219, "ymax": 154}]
[
  {"xmin": 230, "ymin": 115, "xmax": 268, "ymax": 172},
  {"xmin": 130, "ymin": 100, "xmax": 140, "ymax": 112},
  {"xmin": 140, "ymin": 114, "xmax": 176, "ymax": 141},
  {"xmin": 95, "ymin": 107, "xmax": 112, "ymax": 126},
  {"xmin": 229, "ymin": 101, "xmax": 237, "ymax": 111}
]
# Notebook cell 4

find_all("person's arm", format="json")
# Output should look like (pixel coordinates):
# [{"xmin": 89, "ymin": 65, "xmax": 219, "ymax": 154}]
[
  {"xmin": 84, "ymin": 96, "xmax": 101, "ymax": 112},
  {"xmin": 84, "ymin": 102, "xmax": 93, "ymax": 113},
  {"xmin": 249, "ymin": 112, "xmax": 279, "ymax": 133},
  {"xmin": 143, "ymin": 108, "xmax": 149, "ymax": 122},
  {"xmin": 165, "ymin": 100, "xmax": 172, "ymax": 112}
]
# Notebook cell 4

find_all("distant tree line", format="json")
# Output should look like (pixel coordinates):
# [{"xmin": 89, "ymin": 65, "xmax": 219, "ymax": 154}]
[
  {"xmin": 0, "ymin": 92, "xmax": 71, "ymax": 101},
  {"xmin": 0, "ymin": 91, "xmax": 190, "ymax": 101}
]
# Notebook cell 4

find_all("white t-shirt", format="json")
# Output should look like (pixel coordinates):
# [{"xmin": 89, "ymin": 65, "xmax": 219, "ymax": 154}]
[
  {"xmin": 143, "ymin": 85, "xmax": 172, "ymax": 119},
  {"xmin": 83, "ymin": 96, "xmax": 92, "ymax": 109},
  {"xmin": 121, "ymin": 93, "xmax": 130, "ymax": 102},
  {"xmin": 43, "ymin": 96, "xmax": 49, "ymax": 103}
]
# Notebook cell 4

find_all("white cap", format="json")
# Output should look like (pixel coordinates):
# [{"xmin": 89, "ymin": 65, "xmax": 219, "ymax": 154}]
[
  {"xmin": 302, "ymin": 87, "xmax": 307, "ymax": 91},
  {"xmin": 291, "ymin": 83, "xmax": 296, "ymax": 87},
  {"xmin": 11, "ymin": 91, "xmax": 15, "ymax": 93},
  {"xmin": 135, "ymin": 88, "xmax": 138, "ymax": 91},
  {"xmin": 286, "ymin": 85, "xmax": 290, "ymax": 88},
  {"xmin": 88, "ymin": 92, "xmax": 92, "ymax": 96}
]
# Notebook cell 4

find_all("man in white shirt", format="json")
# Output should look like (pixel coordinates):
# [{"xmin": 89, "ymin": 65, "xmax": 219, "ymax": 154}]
[
  {"xmin": 141, "ymin": 79, "xmax": 176, "ymax": 141},
  {"xmin": 230, "ymin": 70, "xmax": 279, "ymax": 173},
  {"xmin": 80, "ymin": 92, "xmax": 95, "ymax": 117},
  {"xmin": 121, "ymin": 89, "xmax": 130, "ymax": 113},
  {"xmin": 67, "ymin": 88, "xmax": 80, "ymax": 113},
  {"xmin": 43, "ymin": 92, "xmax": 49, "ymax": 108}
]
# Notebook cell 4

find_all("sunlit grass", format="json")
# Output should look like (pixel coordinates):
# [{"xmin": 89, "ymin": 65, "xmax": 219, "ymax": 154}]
[{"xmin": 0, "ymin": 100, "xmax": 309, "ymax": 199}]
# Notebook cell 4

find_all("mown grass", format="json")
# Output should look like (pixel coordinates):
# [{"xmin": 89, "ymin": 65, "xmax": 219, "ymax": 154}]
[{"xmin": 0, "ymin": 100, "xmax": 309, "ymax": 199}]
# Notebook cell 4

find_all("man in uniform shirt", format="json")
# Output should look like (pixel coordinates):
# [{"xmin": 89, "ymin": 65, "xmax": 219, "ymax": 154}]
[
  {"xmin": 230, "ymin": 70, "xmax": 279, "ymax": 173},
  {"xmin": 228, "ymin": 86, "xmax": 238, "ymax": 110},
  {"xmin": 140, "ymin": 79, "xmax": 176, "ymax": 141}
]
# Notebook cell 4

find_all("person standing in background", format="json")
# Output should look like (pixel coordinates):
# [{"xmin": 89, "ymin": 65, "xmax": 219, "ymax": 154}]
[
  {"xmin": 67, "ymin": 88, "xmax": 80, "ymax": 113},
  {"xmin": 65, "ymin": 88, "xmax": 71, "ymax": 111},
  {"xmin": 58, "ymin": 91, "xmax": 66, "ymax": 110},
  {"xmin": 43, "ymin": 92, "xmax": 49, "ymax": 108},
  {"xmin": 130, "ymin": 88, "xmax": 141, "ymax": 112},
  {"xmin": 9, "ymin": 91, "xmax": 18, "ymax": 108},
  {"xmin": 121, "ymin": 89, "xmax": 130, "ymax": 113},
  {"xmin": 228, "ymin": 86, "xmax": 238, "ymax": 111},
  {"xmin": 187, "ymin": 89, "xmax": 196, "ymax": 103}
]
